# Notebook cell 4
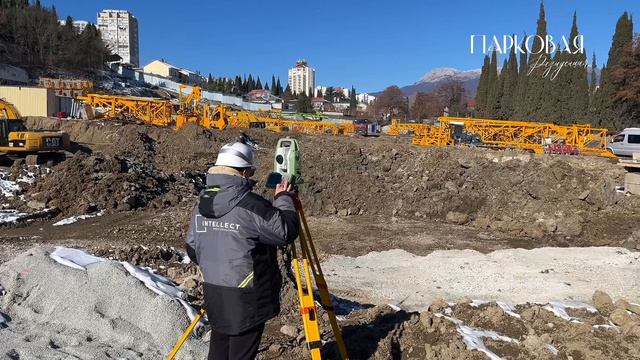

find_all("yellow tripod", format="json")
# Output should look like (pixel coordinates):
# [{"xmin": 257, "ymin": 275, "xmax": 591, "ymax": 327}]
[
  {"xmin": 292, "ymin": 196, "xmax": 349, "ymax": 360},
  {"xmin": 166, "ymin": 308, "xmax": 205, "ymax": 360}
]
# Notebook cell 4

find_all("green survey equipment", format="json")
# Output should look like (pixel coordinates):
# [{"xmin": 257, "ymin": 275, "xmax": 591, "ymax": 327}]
[
  {"xmin": 266, "ymin": 138, "xmax": 302, "ymax": 188},
  {"xmin": 266, "ymin": 136, "xmax": 348, "ymax": 360}
]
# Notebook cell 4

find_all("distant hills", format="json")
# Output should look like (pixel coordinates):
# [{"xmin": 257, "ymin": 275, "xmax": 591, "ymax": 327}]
[
  {"xmin": 373, "ymin": 66, "xmax": 601, "ymax": 101},
  {"xmin": 372, "ymin": 68, "xmax": 481, "ymax": 99}
]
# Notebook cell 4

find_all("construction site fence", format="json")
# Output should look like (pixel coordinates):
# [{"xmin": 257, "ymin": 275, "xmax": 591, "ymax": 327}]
[{"xmin": 110, "ymin": 64, "xmax": 271, "ymax": 112}]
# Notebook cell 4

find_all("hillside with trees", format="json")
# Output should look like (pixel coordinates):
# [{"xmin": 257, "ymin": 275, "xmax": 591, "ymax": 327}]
[
  {"xmin": 203, "ymin": 73, "xmax": 284, "ymax": 97},
  {"xmin": 0, "ymin": 0, "xmax": 109, "ymax": 72}
]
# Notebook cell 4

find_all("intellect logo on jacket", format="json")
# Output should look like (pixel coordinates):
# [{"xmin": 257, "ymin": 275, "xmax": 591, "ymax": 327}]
[{"xmin": 195, "ymin": 215, "xmax": 241, "ymax": 233}]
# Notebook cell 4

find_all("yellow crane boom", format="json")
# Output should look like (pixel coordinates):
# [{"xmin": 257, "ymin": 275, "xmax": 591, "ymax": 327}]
[
  {"xmin": 408, "ymin": 116, "xmax": 614, "ymax": 158},
  {"xmin": 78, "ymin": 94, "xmax": 173, "ymax": 127}
]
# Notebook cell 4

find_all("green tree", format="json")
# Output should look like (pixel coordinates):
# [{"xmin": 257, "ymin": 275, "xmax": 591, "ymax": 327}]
[
  {"xmin": 523, "ymin": 2, "xmax": 551, "ymax": 121},
  {"xmin": 612, "ymin": 37, "xmax": 640, "ymax": 128},
  {"xmin": 297, "ymin": 91, "xmax": 312, "ymax": 113},
  {"xmin": 283, "ymin": 84, "xmax": 294, "ymax": 100},
  {"xmin": 589, "ymin": 53, "xmax": 598, "ymax": 113},
  {"xmin": 513, "ymin": 35, "xmax": 529, "ymax": 120},
  {"xmin": 564, "ymin": 12, "xmax": 589, "ymax": 124},
  {"xmin": 475, "ymin": 55, "xmax": 491, "ymax": 116},
  {"xmin": 499, "ymin": 41, "xmax": 519, "ymax": 119},
  {"xmin": 270, "ymin": 75, "xmax": 276, "ymax": 94},
  {"xmin": 256, "ymin": 76, "xmax": 262, "ymax": 90},
  {"xmin": 324, "ymin": 86, "xmax": 335, "ymax": 102},
  {"xmin": 484, "ymin": 49, "xmax": 499, "ymax": 118},
  {"xmin": 595, "ymin": 11, "xmax": 634, "ymax": 128},
  {"xmin": 276, "ymin": 77, "xmax": 282, "ymax": 95},
  {"xmin": 349, "ymin": 86, "xmax": 357, "ymax": 111},
  {"xmin": 247, "ymin": 74, "xmax": 255, "ymax": 91}
]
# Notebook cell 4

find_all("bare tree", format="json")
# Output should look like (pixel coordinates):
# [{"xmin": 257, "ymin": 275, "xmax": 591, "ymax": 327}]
[
  {"xmin": 436, "ymin": 79, "xmax": 469, "ymax": 117},
  {"xmin": 370, "ymin": 85, "xmax": 409, "ymax": 124},
  {"xmin": 411, "ymin": 92, "xmax": 443, "ymax": 120}
]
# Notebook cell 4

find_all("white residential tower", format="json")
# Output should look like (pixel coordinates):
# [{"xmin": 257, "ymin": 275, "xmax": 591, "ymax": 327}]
[
  {"xmin": 288, "ymin": 60, "xmax": 315, "ymax": 96},
  {"xmin": 97, "ymin": 9, "xmax": 140, "ymax": 67}
]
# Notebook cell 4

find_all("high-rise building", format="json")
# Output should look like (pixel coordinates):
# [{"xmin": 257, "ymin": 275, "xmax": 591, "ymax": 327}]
[
  {"xmin": 288, "ymin": 60, "xmax": 315, "ymax": 96},
  {"xmin": 97, "ymin": 9, "xmax": 139, "ymax": 67}
]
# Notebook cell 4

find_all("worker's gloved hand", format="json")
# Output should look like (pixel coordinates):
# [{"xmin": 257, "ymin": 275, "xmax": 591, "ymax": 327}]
[{"xmin": 275, "ymin": 181, "xmax": 293, "ymax": 197}]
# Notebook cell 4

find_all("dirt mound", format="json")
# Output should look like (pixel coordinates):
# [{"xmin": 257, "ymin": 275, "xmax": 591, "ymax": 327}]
[
  {"xmin": 324, "ymin": 294, "xmax": 640, "ymax": 360},
  {"xmin": 17, "ymin": 118, "xmax": 640, "ymax": 244}
]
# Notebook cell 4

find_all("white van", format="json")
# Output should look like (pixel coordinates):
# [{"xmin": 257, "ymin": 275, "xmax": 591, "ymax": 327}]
[{"xmin": 608, "ymin": 128, "xmax": 640, "ymax": 156}]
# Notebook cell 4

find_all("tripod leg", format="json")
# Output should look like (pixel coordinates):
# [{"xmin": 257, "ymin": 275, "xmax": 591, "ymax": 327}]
[
  {"xmin": 166, "ymin": 308, "xmax": 205, "ymax": 360},
  {"xmin": 292, "ymin": 232, "xmax": 323, "ymax": 360},
  {"xmin": 297, "ymin": 202, "xmax": 350, "ymax": 360}
]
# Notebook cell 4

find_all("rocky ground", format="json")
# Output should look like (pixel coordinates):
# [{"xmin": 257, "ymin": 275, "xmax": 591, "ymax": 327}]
[{"xmin": 0, "ymin": 117, "xmax": 639, "ymax": 359}]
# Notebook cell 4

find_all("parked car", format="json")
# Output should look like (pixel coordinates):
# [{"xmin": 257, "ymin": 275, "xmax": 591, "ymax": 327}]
[{"xmin": 608, "ymin": 128, "xmax": 640, "ymax": 156}]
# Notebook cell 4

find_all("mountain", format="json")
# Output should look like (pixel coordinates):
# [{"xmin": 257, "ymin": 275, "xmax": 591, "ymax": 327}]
[
  {"xmin": 404, "ymin": 68, "xmax": 481, "ymax": 98},
  {"xmin": 373, "ymin": 66, "xmax": 600, "ymax": 101},
  {"xmin": 372, "ymin": 67, "xmax": 482, "ymax": 99},
  {"xmin": 416, "ymin": 67, "xmax": 482, "ymax": 84}
]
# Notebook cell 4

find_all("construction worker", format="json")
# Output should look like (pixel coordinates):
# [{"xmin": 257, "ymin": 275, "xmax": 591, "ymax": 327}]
[{"xmin": 185, "ymin": 140, "xmax": 299, "ymax": 360}]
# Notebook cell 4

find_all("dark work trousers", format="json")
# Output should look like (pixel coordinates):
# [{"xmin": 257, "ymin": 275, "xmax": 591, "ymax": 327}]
[{"xmin": 208, "ymin": 323, "xmax": 265, "ymax": 360}]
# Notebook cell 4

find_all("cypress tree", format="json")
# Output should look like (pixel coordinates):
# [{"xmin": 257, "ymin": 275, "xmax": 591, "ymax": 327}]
[
  {"xmin": 349, "ymin": 86, "xmax": 357, "ymax": 111},
  {"xmin": 514, "ymin": 35, "xmax": 529, "ymax": 120},
  {"xmin": 475, "ymin": 55, "xmax": 491, "ymax": 116},
  {"xmin": 276, "ymin": 78, "xmax": 282, "ymax": 95},
  {"xmin": 549, "ymin": 44, "xmax": 567, "ymax": 123},
  {"xmin": 247, "ymin": 74, "xmax": 255, "ymax": 91},
  {"xmin": 485, "ymin": 49, "xmax": 499, "ymax": 118},
  {"xmin": 234, "ymin": 76, "xmax": 242, "ymax": 95},
  {"xmin": 595, "ymin": 12, "xmax": 634, "ymax": 128},
  {"xmin": 270, "ymin": 75, "xmax": 276, "ymax": 94},
  {"xmin": 500, "ymin": 42, "xmax": 519, "ymax": 119},
  {"xmin": 256, "ymin": 76, "xmax": 262, "ymax": 90},
  {"xmin": 523, "ymin": 2, "xmax": 551, "ymax": 121},
  {"xmin": 589, "ymin": 52, "xmax": 597, "ymax": 112},
  {"xmin": 565, "ymin": 12, "xmax": 589, "ymax": 124}
]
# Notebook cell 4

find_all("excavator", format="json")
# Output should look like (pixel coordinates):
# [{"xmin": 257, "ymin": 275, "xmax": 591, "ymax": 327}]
[{"xmin": 0, "ymin": 99, "xmax": 70, "ymax": 162}]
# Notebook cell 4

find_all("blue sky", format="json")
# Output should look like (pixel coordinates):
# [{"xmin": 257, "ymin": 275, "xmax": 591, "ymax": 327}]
[{"xmin": 42, "ymin": 1, "xmax": 639, "ymax": 92}]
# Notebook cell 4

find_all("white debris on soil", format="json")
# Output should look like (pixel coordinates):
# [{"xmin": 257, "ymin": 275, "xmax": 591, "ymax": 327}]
[
  {"xmin": 438, "ymin": 314, "xmax": 518, "ymax": 360},
  {"xmin": 0, "ymin": 209, "xmax": 28, "ymax": 224},
  {"xmin": 50, "ymin": 246, "xmax": 105, "ymax": 270},
  {"xmin": 542, "ymin": 301, "xmax": 597, "ymax": 323},
  {"xmin": 52, "ymin": 210, "xmax": 105, "ymax": 226},
  {"xmin": 470, "ymin": 299, "xmax": 521, "ymax": 318},
  {"xmin": 323, "ymin": 247, "xmax": 640, "ymax": 311},
  {"xmin": 16, "ymin": 167, "xmax": 42, "ymax": 185},
  {"xmin": 0, "ymin": 170, "xmax": 20, "ymax": 198},
  {"xmin": 545, "ymin": 343, "xmax": 559, "ymax": 356},
  {"xmin": 0, "ymin": 246, "xmax": 207, "ymax": 359}
]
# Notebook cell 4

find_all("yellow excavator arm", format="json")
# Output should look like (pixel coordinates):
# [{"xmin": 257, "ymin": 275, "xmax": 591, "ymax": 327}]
[{"xmin": 0, "ymin": 98, "xmax": 21, "ymax": 120}]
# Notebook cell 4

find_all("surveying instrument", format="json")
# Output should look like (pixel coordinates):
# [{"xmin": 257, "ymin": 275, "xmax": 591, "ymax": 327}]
[
  {"xmin": 167, "ymin": 136, "xmax": 348, "ymax": 360},
  {"xmin": 267, "ymin": 137, "xmax": 349, "ymax": 359}
]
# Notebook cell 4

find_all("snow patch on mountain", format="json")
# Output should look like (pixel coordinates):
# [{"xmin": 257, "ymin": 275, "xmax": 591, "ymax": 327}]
[{"xmin": 416, "ymin": 68, "xmax": 481, "ymax": 84}]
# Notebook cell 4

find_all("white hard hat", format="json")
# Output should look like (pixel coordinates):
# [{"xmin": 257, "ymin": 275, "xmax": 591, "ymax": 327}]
[{"xmin": 215, "ymin": 142, "xmax": 255, "ymax": 168}]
